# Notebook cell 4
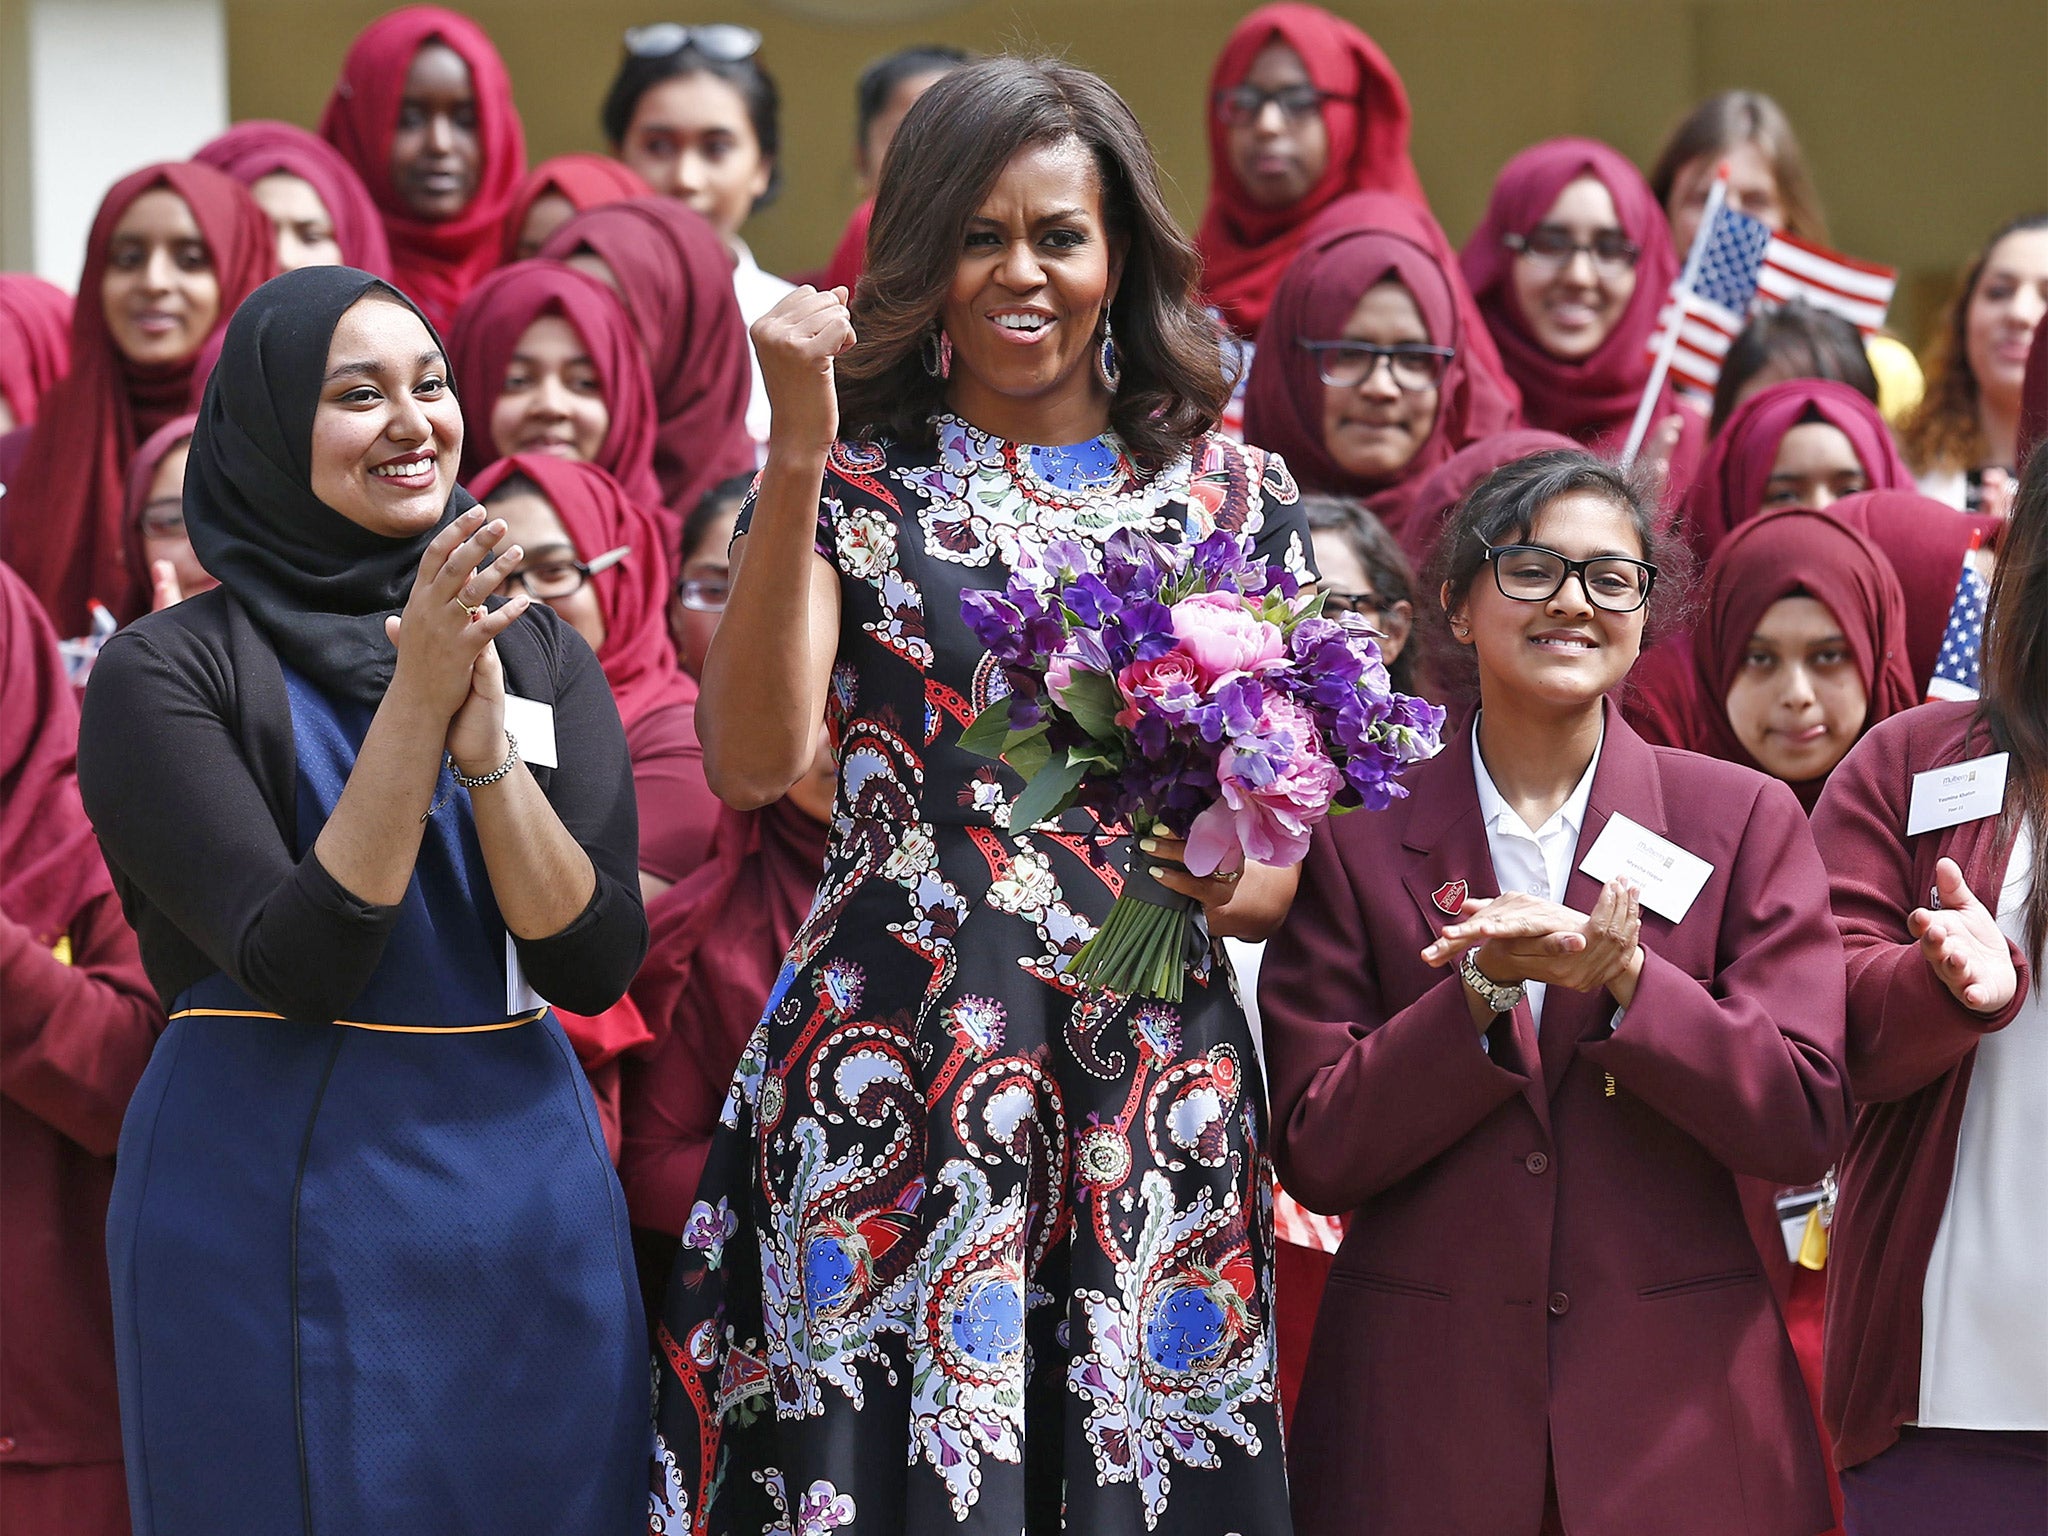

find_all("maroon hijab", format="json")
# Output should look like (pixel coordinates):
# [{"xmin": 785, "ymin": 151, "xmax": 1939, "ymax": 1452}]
[
  {"xmin": 318, "ymin": 6, "xmax": 526, "ymax": 331},
  {"xmin": 1397, "ymin": 426, "xmax": 1578, "ymax": 574},
  {"xmin": 0, "ymin": 163, "xmax": 273, "ymax": 635},
  {"xmin": 501, "ymin": 154, "xmax": 650, "ymax": 262},
  {"xmin": 0, "ymin": 276, "xmax": 73, "ymax": 429},
  {"xmin": 1461, "ymin": 138, "xmax": 1681, "ymax": 451},
  {"xmin": 0, "ymin": 562, "xmax": 103, "ymax": 949},
  {"xmin": 449, "ymin": 261, "xmax": 664, "ymax": 515},
  {"xmin": 1827, "ymin": 489, "xmax": 1998, "ymax": 696},
  {"xmin": 1683, "ymin": 378, "xmax": 1913, "ymax": 560},
  {"xmin": 539, "ymin": 198, "xmax": 755, "ymax": 522},
  {"xmin": 194, "ymin": 119, "xmax": 393, "ymax": 277},
  {"xmin": 1196, "ymin": 3, "xmax": 1424, "ymax": 337},
  {"xmin": 121, "ymin": 412, "xmax": 201, "ymax": 611},
  {"xmin": 1244, "ymin": 192, "xmax": 1520, "ymax": 543},
  {"xmin": 621, "ymin": 798, "xmax": 830, "ymax": 1238},
  {"xmin": 466, "ymin": 454, "xmax": 687, "ymax": 729},
  {"xmin": 1684, "ymin": 508, "xmax": 1919, "ymax": 810},
  {"xmin": 2020, "ymin": 311, "xmax": 2048, "ymax": 473}
]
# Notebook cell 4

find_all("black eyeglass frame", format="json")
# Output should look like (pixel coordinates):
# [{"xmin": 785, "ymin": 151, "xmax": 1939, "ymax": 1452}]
[
  {"xmin": 1479, "ymin": 541, "xmax": 1659, "ymax": 614},
  {"xmin": 1501, "ymin": 227, "xmax": 1642, "ymax": 275},
  {"xmin": 502, "ymin": 544, "xmax": 631, "ymax": 600},
  {"xmin": 1296, "ymin": 339, "xmax": 1458, "ymax": 391},
  {"xmin": 1213, "ymin": 83, "xmax": 1339, "ymax": 125},
  {"xmin": 621, "ymin": 22, "xmax": 762, "ymax": 61}
]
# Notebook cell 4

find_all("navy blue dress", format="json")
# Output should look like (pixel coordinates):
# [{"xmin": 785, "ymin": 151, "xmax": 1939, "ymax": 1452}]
[{"xmin": 105, "ymin": 667, "xmax": 646, "ymax": 1535}]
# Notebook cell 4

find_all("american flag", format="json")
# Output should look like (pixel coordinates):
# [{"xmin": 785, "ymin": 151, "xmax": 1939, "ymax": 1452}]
[
  {"xmin": 1927, "ymin": 542, "xmax": 1989, "ymax": 703},
  {"xmin": 1648, "ymin": 202, "xmax": 1899, "ymax": 402}
]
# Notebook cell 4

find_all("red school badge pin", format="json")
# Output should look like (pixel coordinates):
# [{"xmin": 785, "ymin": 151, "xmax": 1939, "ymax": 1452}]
[{"xmin": 1432, "ymin": 879, "xmax": 1469, "ymax": 916}]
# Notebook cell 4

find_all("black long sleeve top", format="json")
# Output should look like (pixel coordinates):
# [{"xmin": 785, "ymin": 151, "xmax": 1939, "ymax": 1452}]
[{"xmin": 76, "ymin": 589, "xmax": 647, "ymax": 1023}]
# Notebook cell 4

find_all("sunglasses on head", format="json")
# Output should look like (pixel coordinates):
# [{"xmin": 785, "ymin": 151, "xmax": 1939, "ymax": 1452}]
[{"xmin": 621, "ymin": 22, "xmax": 761, "ymax": 62}]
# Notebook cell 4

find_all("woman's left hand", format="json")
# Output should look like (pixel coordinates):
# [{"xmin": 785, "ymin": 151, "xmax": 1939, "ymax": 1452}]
[
  {"xmin": 445, "ymin": 630, "xmax": 511, "ymax": 777},
  {"xmin": 1143, "ymin": 833, "xmax": 1298, "ymax": 942}
]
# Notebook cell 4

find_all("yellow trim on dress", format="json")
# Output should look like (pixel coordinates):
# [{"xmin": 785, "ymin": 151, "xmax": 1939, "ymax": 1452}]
[{"xmin": 168, "ymin": 1006, "xmax": 548, "ymax": 1034}]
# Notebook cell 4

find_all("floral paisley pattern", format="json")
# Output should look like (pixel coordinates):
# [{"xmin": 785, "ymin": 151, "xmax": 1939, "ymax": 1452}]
[{"xmin": 650, "ymin": 421, "xmax": 1306, "ymax": 1536}]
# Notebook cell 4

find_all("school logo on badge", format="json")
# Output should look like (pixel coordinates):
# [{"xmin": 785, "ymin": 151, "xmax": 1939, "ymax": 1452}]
[{"xmin": 1432, "ymin": 879, "xmax": 1468, "ymax": 915}]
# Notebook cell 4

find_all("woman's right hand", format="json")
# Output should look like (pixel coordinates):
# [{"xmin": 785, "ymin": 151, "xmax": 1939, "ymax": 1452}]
[
  {"xmin": 752, "ymin": 285, "xmax": 855, "ymax": 459},
  {"xmin": 1908, "ymin": 857, "xmax": 2018, "ymax": 1015},
  {"xmin": 385, "ymin": 506, "xmax": 531, "ymax": 723}
]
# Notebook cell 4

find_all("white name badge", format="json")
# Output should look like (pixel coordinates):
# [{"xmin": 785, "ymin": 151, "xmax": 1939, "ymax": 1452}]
[
  {"xmin": 502, "ymin": 693, "xmax": 559, "ymax": 768},
  {"xmin": 1578, "ymin": 812, "xmax": 1715, "ymax": 924},
  {"xmin": 1906, "ymin": 752, "xmax": 2008, "ymax": 837}
]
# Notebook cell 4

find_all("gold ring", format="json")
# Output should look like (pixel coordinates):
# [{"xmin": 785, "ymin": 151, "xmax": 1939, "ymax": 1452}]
[{"xmin": 456, "ymin": 597, "xmax": 482, "ymax": 617}]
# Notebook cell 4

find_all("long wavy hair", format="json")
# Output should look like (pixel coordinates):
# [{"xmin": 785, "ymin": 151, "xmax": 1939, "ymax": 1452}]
[
  {"xmin": 1901, "ymin": 212, "xmax": 2048, "ymax": 475},
  {"xmin": 836, "ymin": 57, "xmax": 1228, "ymax": 471},
  {"xmin": 1980, "ymin": 443, "xmax": 2048, "ymax": 964}
]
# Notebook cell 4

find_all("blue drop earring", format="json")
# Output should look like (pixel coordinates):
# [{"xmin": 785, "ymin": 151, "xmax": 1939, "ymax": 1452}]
[{"xmin": 1096, "ymin": 315, "xmax": 1121, "ymax": 392}]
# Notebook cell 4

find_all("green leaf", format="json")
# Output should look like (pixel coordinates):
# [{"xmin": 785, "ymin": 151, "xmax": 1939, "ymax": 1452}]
[
  {"xmin": 1009, "ymin": 747, "xmax": 1087, "ymax": 830},
  {"xmin": 1059, "ymin": 669, "xmax": 1126, "ymax": 743},
  {"xmin": 957, "ymin": 696, "xmax": 1016, "ymax": 759},
  {"xmin": 1003, "ymin": 729, "xmax": 1051, "ymax": 780}
]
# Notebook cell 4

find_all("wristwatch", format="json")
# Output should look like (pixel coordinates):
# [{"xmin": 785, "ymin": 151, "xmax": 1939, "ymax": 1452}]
[{"xmin": 1460, "ymin": 948, "xmax": 1526, "ymax": 1014}]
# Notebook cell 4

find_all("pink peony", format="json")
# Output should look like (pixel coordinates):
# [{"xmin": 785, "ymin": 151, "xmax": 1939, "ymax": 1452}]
[
  {"xmin": 1113, "ymin": 647, "xmax": 1205, "ymax": 728},
  {"xmin": 1169, "ymin": 592, "xmax": 1284, "ymax": 687},
  {"xmin": 1184, "ymin": 695, "xmax": 1343, "ymax": 875}
]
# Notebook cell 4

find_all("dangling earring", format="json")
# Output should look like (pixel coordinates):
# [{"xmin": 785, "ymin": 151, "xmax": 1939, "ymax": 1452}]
[
  {"xmin": 922, "ymin": 328, "xmax": 952, "ymax": 380},
  {"xmin": 1096, "ymin": 314, "xmax": 1121, "ymax": 392}
]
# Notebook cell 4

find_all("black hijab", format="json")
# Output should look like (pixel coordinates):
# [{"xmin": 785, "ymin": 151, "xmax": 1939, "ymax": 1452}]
[{"xmin": 186, "ymin": 265, "xmax": 473, "ymax": 708}]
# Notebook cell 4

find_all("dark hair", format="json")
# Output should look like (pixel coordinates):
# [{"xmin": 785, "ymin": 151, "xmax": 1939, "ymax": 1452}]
[
  {"xmin": 1424, "ymin": 449, "xmax": 1692, "ymax": 700},
  {"xmin": 836, "ymin": 57, "xmax": 1228, "ymax": 471},
  {"xmin": 1300, "ymin": 493, "xmax": 1427, "ymax": 698},
  {"xmin": 1648, "ymin": 90, "xmax": 1828, "ymax": 244},
  {"xmin": 1709, "ymin": 299, "xmax": 1879, "ymax": 434},
  {"xmin": 600, "ymin": 41, "xmax": 782, "ymax": 209},
  {"xmin": 856, "ymin": 45, "xmax": 969, "ymax": 152},
  {"xmin": 1902, "ymin": 211, "xmax": 2048, "ymax": 475},
  {"xmin": 681, "ymin": 471, "xmax": 754, "ymax": 565},
  {"xmin": 1979, "ymin": 444, "xmax": 2048, "ymax": 963}
]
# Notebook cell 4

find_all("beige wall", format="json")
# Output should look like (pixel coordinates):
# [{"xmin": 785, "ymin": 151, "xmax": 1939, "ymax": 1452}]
[{"xmin": 223, "ymin": 0, "xmax": 2047, "ymax": 347}]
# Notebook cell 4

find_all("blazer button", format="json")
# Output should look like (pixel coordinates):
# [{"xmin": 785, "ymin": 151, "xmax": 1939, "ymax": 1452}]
[
  {"xmin": 1547, "ymin": 1292, "xmax": 1570, "ymax": 1316},
  {"xmin": 1524, "ymin": 1151, "xmax": 1550, "ymax": 1175},
  {"xmin": 0, "ymin": 1435, "xmax": 15, "ymax": 1454}
]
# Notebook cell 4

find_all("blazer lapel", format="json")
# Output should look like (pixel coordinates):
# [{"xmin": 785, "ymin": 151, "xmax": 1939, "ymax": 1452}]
[
  {"xmin": 1539, "ymin": 703, "xmax": 1669, "ymax": 1095},
  {"xmin": 1400, "ymin": 720, "xmax": 1548, "ymax": 1126}
]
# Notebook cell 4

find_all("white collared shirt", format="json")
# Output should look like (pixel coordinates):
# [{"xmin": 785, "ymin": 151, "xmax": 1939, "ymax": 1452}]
[
  {"xmin": 1470, "ymin": 722, "xmax": 1601, "ymax": 1028},
  {"xmin": 731, "ymin": 239, "xmax": 794, "ymax": 454}
]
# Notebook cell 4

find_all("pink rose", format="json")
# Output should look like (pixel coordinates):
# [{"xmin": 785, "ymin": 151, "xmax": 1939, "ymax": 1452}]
[
  {"xmin": 1184, "ymin": 695, "xmax": 1343, "ymax": 875},
  {"xmin": 1045, "ymin": 652, "xmax": 1079, "ymax": 706},
  {"xmin": 1113, "ymin": 647, "xmax": 1205, "ymax": 728},
  {"xmin": 1169, "ymin": 592, "xmax": 1284, "ymax": 687}
]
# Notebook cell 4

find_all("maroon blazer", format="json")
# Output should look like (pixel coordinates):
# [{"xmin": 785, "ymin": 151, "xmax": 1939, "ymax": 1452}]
[
  {"xmin": 1261, "ymin": 704, "xmax": 1848, "ymax": 1536},
  {"xmin": 1808, "ymin": 701, "xmax": 2032, "ymax": 1471}
]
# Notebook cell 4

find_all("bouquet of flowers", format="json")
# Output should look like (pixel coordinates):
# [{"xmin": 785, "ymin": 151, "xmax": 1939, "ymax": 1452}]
[{"xmin": 960, "ymin": 528, "xmax": 1445, "ymax": 1000}]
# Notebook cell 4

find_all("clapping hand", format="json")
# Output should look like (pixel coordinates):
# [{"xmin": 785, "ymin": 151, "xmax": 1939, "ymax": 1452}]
[
  {"xmin": 1908, "ymin": 857, "xmax": 2018, "ymax": 1015},
  {"xmin": 1422, "ymin": 879, "xmax": 1644, "ymax": 1001}
]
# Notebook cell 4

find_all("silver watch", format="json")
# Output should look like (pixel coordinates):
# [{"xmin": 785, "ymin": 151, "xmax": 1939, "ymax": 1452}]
[{"xmin": 1460, "ymin": 948, "xmax": 1526, "ymax": 1014}]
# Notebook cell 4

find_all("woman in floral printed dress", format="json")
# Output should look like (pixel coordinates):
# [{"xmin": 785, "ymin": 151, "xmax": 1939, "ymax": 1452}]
[{"xmin": 649, "ymin": 58, "xmax": 1310, "ymax": 1536}]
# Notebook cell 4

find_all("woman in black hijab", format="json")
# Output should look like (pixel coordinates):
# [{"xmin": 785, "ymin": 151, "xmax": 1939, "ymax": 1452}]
[{"xmin": 77, "ymin": 266, "xmax": 649, "ymax": 1535}]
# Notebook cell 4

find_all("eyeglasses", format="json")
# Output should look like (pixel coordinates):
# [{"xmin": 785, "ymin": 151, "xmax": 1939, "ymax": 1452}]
[
  {"xmin": 1482, "ymin": 542, "xmax": 1656, "ymax": 613},
  {"xmin": 1320, "ymin": 590, "xmax": 1388, "ymax": 619},
  {"xmin": 503, "ymin": 544, "xmax": 630, "ymax": 600},
  {"xmin": 676, "ymin": 575, "xmax": 729, "ymax": 613},
  {"xmin": 1214, "ymin": 83, "xmax": 1337, "ymax": 127},
  {"xmin": 139, "ymin": 499, "xmax": 186, "ymax": 539},
  {"xmin": 622, "ymin": 22, "xmax": 761, "ymax": 61},
  {"xmin": 1502, "ymin": 226, "xmax": 1641, "ymax": 277},
  {"xmin": 1298, "ymin": 340, "xmax": 1456, "ymax": 391}
]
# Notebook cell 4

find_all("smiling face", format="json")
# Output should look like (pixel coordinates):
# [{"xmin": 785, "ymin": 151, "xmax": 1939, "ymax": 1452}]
[
  {"xmin": 1762, "ymin": 420, "xmax": 1868, "ymax": 511},
  {"xmin": 1320, "ymin": 279, "xmax": 1441, "ymax": 481},
  {"xmin": 1450, "ymin": 490, "xmax": 1648, "ymax": 712},
  {"xmin": 1508, "ymin": 174, "xmax": 1637, "ymax": 361},
  {"xmin": 940, "ymin": 137, "xmax": 1123, "ymax": 446},
  {"xmin": 100, "ymin": 188, "xmax": 221, "ymax": 366},
  {"xmin": 1665, "ymin": 140, "xmax": 1783, "ymax": 256},
  {"xmin": 1223, "ymin": 40, "xmax": 1329, "ymax": 210},
  {"xmin": 308, "ymin": 295, "xmax": 462, "ymax": 537},
  {"xmin": 251, "ymin": 173, "xmax": 343, "ymax": 270},
  {"xmin": 1723, "ymin": 593, "xmax": 1867, "ymax": 783},
  {"xmin": 619, "ymin": 72, "xmax": 769, "ymax": 241},
  {"xmin": 487, "ymin": 485, "xmax": 606, "ymax": 651},
  {"xmin": 1965, "ymin": 227, "xmax": 2048, "ymax": 416},
  {"xmin": 389, "ymin": 41, "xmax": 481, "ymax": 221},
  {"xmin": 488, "ymin": 313, "xmax": 609, "ymax": 463}
]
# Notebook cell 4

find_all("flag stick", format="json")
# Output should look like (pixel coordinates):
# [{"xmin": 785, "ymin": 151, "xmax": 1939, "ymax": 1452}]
[{"xmin": 1621, "ymin": 165, "xmax": 1731, "ymax": 469}]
